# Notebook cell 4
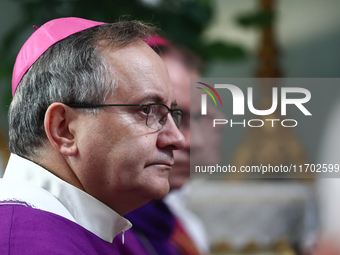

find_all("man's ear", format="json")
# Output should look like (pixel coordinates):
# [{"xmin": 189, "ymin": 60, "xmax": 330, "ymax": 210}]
[{"xmin": 44, "ymin": 103, "xmax": 78, "ymax": 156}]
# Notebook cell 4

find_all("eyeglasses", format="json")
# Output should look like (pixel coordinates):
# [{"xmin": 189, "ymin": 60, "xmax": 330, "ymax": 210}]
[{"xmin": 65, "ymin": 102, "xmax": 183, "ymax": 131}]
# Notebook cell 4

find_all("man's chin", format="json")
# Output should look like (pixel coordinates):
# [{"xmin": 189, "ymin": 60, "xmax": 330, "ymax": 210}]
[
  {"xmin": 146, "ymin": 179, "xmax": 171, "ymax": 200},
  {"xmin": 153, "ymin": 185, "xmax": 170, "ymax": 200}
]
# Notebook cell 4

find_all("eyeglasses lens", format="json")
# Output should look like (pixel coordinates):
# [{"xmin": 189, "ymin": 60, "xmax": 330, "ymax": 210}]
[{"xmin": 146, "ymin": 105, "xmax": 182, "ymax": 131}]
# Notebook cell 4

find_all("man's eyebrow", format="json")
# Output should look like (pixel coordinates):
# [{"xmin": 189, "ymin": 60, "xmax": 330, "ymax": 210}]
[
  {"xmin": 140, "ymin": 95, "xmax": 177, "ymax": 107},
  {"xmin": 141, "ymin": 95, "xmax": 163, "ymax": 103}
]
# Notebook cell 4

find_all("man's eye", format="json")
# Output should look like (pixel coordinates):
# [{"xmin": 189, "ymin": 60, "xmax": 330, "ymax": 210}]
[{"xmin": 141, "ymin": 106, "xmax": 151, "ymax": 115}]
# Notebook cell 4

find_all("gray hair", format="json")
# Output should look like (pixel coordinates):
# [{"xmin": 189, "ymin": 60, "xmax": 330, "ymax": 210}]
[{"xmin": 9, "ymin": 20, "xmax": 155, "ymax": 157}]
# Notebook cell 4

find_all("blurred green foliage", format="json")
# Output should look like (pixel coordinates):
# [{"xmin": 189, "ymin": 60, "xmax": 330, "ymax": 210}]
[
  {"xmin": 236, "ymin": 10, "xmax": 276, "ymax": 28},
  {"xmin": 0, "ymin": 0, "xmax": 247, "ymax": 110}
]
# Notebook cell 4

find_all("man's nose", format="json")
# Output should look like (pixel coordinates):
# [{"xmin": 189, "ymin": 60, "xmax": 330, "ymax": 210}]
[{"xmin": 157, "ymin": 114, "xmax": 186, "ymax": 150}]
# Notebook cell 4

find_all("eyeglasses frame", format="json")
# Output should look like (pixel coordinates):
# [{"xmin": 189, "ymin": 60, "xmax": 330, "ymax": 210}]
[{"xmin": 65, "ymin": 102, "xmax": 183, "ymax": 130}]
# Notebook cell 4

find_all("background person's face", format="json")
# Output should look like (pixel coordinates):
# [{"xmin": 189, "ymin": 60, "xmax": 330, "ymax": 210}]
[
  {"xmin": 161, "ymin": 54, "xmax": 202, "ymax": 190},
  {"xmin": 72, "ymin": 42, "xmax": 185, "ymax": 215},
  {"xmin": 162, "ymin": 54, "xmax": 225, "ymax": 190}
]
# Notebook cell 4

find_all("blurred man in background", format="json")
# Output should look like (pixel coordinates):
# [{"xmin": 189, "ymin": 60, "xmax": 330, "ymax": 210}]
[{"xmin": 114, "ymin": 36, "xmax": 224, "ymax": 255}]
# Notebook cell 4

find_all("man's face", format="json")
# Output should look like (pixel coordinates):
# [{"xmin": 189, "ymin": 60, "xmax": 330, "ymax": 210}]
[{"xmin": 72, "ymin": 42, "xmax": 185, "ymax": 215}]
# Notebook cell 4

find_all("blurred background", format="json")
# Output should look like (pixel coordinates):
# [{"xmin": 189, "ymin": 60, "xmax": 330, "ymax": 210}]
[{"xmin": 0, "ymin": 0, "xmax": 340, "ymax": 254}]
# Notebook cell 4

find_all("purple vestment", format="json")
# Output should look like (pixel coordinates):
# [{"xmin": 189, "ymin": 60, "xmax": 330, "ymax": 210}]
[
  {"xmin": 0, "ymin": 203, "xmax": 121, "ymax": 255},
  {"xmin": 0, "ymin": 154, "xmax": 133, "ymax": 254}
]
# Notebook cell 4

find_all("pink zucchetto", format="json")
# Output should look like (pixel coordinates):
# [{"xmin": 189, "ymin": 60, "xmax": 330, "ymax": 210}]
[
  {"xmin": 11, "ymin": 17, "xmax": 171, "ymax": 96},
  {"xmin": 11, "ymin": 17, "xmax": 106, "ymax": 96}
]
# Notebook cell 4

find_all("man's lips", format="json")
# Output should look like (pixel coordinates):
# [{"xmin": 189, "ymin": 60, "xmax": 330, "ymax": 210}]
[{"xmin": 146, "ymin": 160, "xmax": 174, "ymax": 168}]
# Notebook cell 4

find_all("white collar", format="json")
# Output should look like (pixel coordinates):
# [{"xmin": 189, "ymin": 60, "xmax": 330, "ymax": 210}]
[{"xmin": 2, "ymin": 153, "xmax": 131, "ymax": 242}]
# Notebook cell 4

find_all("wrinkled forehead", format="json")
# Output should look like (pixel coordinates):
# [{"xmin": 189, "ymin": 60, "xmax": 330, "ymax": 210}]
[{"xmin": 102, "ymin": 41, "xmax": 176, "ymax": 106}]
